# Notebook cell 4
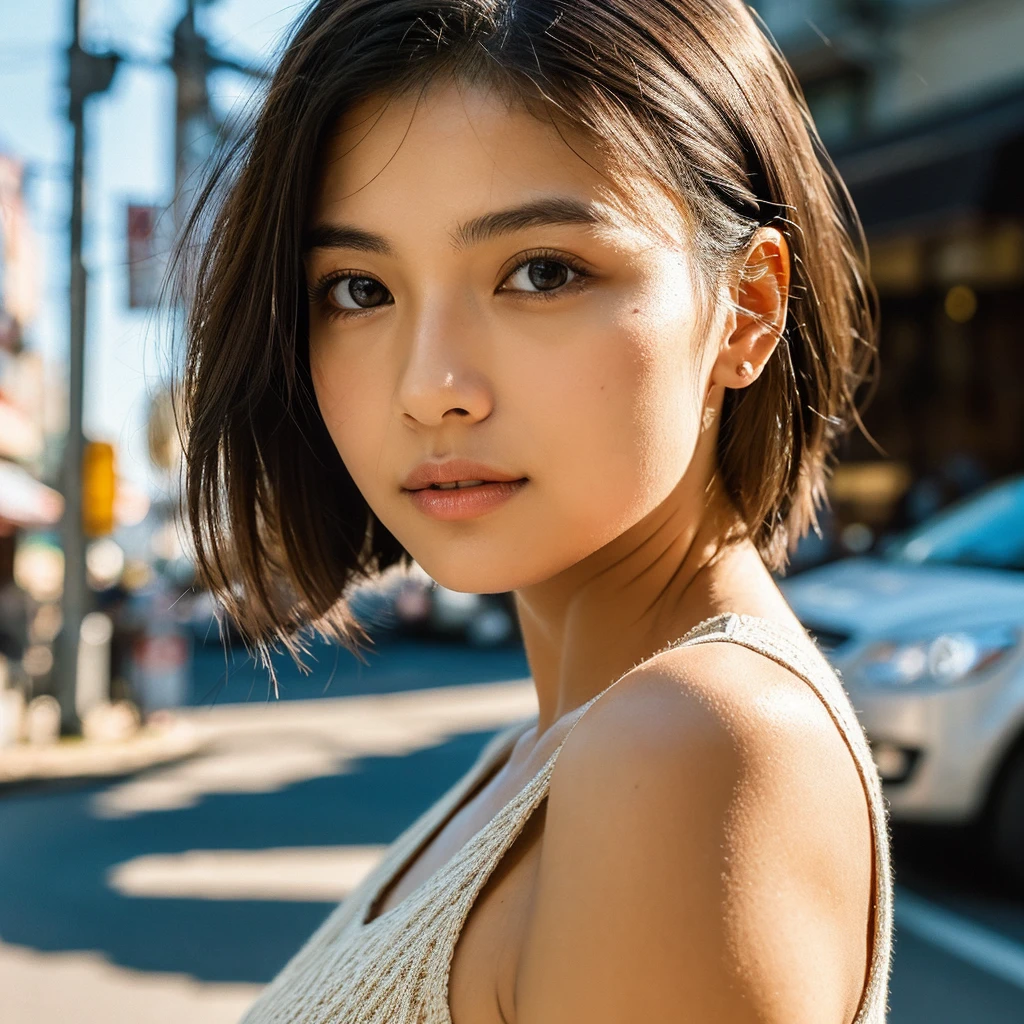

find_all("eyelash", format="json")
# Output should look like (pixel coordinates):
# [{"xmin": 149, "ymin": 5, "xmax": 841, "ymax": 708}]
[{"xmin": 307, "ymin": 248, "xmax": 594, "ymax": 322}]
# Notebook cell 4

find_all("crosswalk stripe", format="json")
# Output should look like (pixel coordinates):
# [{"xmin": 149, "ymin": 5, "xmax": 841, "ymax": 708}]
[{"xmin": 896, "ymin": 886, "xmax": 1024, "ymax": 991}]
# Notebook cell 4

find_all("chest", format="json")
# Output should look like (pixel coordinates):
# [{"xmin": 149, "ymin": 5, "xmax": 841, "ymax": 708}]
[
  {"xmin": 448, "ymin": 805, "xmax": 547, "ymax": 1024},
  {"xmin": 366, "ymin": 762, "xmax": 550, "ymax": 1024}
]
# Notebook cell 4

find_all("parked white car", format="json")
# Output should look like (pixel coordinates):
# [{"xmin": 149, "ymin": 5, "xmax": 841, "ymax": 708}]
[{"xmin": 781, "ymin": 475, "xmax": 1024, "ymax": 884}]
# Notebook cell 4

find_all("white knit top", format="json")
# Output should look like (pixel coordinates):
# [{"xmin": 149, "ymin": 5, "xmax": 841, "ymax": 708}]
[{"xmin": 240, "ymin": 612, "xmax": 894, "ymax": 1023}]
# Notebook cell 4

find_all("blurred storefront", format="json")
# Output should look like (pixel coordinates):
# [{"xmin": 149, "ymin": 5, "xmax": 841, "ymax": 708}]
[
  {"xmin": 759, "ymin": 0, "xmax": 1024, "ymax": 545},
  {"xmin": 839, "ymin": 82, "xmax": 1024, "ymax": 527},
  {"xmin": 0, "ymin": 150, "xmax": 60, "ymax": 696}
]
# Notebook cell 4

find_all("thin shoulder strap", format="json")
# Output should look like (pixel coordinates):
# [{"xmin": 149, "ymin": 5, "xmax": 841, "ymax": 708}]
[
  {"xmin": 548, "ymin": 610, "xmax": 864, "ymax": 759},
  {"xmin": 543, "ymin": 613, "xmax": 745, "ymax": 757},
  {"xmin": 678, "ymin": 613, "xmax": 894, "ymax": 1022},
  {"xmin": 675, "ymin": 613, "xmax": 877, "ymax": 778},
  {"xmin": 544, "ymin": 611, "xmax": 894, "ymax": 1023}
]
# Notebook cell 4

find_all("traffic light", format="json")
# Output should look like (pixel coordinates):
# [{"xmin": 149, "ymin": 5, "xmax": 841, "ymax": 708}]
[{"xmin": 83, "ymin": 441, "xmax": 116, "ymax": 537}]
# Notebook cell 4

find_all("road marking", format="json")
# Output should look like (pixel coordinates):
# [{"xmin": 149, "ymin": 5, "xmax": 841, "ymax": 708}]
[
  {"xmin": 896, "ymin": 886, "xmax": 1024, "ymax": 991},
  {"xmin": 108, "ymin": 846, "xmax": 388, "ymax": 902}
]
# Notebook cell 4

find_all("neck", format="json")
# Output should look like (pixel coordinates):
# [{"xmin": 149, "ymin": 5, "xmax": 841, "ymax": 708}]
[{"xmin": 514, "ymin": 470, "xmax": 755, "ymax": 737}]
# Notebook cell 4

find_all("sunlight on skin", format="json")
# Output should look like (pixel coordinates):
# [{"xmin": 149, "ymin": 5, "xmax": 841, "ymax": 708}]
[
  {"xmin": 304, "ymin": 81, "xmax": 789, "ymax": 734},
  {"xmin": 305, "ymin": 82, "xmax": 722, "ymax": 600}
]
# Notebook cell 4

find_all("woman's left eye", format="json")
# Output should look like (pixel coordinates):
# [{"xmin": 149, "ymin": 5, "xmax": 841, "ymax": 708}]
[
  {"xmin": 328, "ymin": 276, "xmax": 392, "ymax": 310},
  {"xmin": 501, "ymin": 257, "xmax": 585, "ymax": 294}
]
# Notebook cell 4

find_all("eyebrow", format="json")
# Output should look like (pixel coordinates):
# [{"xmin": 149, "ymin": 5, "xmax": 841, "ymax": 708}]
[{"xmin": 303, "ymin": 196, "xmax": 608, "ymax": 256}]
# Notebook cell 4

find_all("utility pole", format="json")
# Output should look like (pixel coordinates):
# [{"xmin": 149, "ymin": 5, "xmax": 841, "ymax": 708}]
[
  {"xmin": 172, "ymin": 0, "xmax": 268, "ymax": 229},
  {"xmin": 55, "ymin": 0, "xmax": 259, "ymax": 730},
  {"xmin": 172, "ymin": 0, "xmax": 218, "ymax": 234},
  {"xmin": 55, "ymin": 0, "xmax": 118, "ymax": 731}
]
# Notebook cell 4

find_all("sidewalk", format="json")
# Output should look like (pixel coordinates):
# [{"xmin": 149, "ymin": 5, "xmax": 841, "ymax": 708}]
[
  {"xmin": 0, "ymin": 678, "xmax": 537, "ymax": 791},
  {"xmin": 0, "ymin": 678, "xmax": 538, "ymax": 1024},
  {"xmin": 0, "ymin": 717, "xmax": 203, "ymax": 787},
  {"xmin": 0, "ymin": 942, "xmax": 260, "ymax": 1024}
]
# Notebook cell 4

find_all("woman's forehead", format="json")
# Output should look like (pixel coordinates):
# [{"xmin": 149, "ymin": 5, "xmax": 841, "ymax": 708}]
[
  {"xmin": 318, "ymin": 85, "xmax": 609, "ymax": 204},
  {"xmin": 311, "ymin": 82, "xmax": 687, "ymax": 246}
]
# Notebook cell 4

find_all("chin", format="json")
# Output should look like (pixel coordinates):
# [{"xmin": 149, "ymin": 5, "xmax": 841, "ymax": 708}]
[
  {"xmin": 406, "ymin": 543, "xmax": 565, "ymax": 595},
  {"xmin": 412, "ymin": 559, "xmax": 527, "ymax": 596},
  {"xmin": 386, "ymin": 506, "xmax": 614, "ymax": 594}
]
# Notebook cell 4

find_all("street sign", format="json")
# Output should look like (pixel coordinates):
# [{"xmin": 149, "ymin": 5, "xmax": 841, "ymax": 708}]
[
  {"xmin": 83, "ymin": 440, "xmax": 116, "ymax": 537},
  {"xmin": 0, "ymin": 155, "xmax": 38, "ymax": 351},
  {"xmin": 132, "ymin": 631, "xmax": 189, "ymax": 712},
  {"xmin": 126, "ymin": 203, "xmax": 171, "ymax": 309}
]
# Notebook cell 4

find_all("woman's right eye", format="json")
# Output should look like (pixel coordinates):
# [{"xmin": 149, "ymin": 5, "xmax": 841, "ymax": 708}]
[{"xmin": 327, "ymin": 275, "xmax": 393, "ymax": 311}]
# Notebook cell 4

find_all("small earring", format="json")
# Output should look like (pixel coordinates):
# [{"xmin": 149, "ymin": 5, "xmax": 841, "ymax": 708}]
[{"xmin": 736, "ymin": 361, "xmax": 754, "ymax": 381}]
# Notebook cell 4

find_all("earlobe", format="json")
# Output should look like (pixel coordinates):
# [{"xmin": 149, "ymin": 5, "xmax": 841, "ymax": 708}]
[{"xmin": 715, "ymin": 353, "xmax": 763, "ymax": 390}]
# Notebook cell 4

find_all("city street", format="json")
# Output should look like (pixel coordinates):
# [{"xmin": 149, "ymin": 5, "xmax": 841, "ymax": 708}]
[
  {"xmin": 1, "ymin": 637, "xmax": 1023, "ymax": 1023},
  {"xmin": 2, "ymin": 1, "xmax": 1022, "ymax": 1022}
]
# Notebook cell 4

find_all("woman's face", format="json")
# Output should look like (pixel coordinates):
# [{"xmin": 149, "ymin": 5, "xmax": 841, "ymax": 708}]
[{"xmin": 306, "ymin": 82, "xmax": 719, "ymax": 593}]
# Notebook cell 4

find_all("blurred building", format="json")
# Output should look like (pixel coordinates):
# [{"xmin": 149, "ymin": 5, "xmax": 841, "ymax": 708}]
[
  {"xmin": 758, "ymin": 0, "xmax": 1024, "ymax": 536},
  {"xmin": 0, "ymin": 150, "xmax": 63, "ymax": 690},
  {"xmin": 0, "ymin": 154, "xmax": 60, "ymax": 533}
]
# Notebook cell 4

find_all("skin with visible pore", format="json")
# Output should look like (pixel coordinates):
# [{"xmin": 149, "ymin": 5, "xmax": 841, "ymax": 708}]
[{"xmin": 305, "ymin": 81, "xmax": 873, "ymax": 1024}]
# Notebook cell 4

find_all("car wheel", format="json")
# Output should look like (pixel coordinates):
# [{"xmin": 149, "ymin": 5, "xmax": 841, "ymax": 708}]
[{"xmin": 990, "ymin": 743, "xmax": 1024, "ymax": 890}]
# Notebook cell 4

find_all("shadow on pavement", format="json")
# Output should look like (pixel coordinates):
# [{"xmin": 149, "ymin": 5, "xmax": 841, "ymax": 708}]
[
  {"xmin": 189, "ymin": 635, "xmax": 530, "ymax": 706},
  {"xmin": 0, "ymin": 728, "xmax": 498, "ymax": 984}
]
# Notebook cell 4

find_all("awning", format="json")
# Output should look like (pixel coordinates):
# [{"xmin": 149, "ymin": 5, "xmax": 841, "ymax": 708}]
[
  {"xmin": 0, "ymin": 459, "xmax": 63, "ymax": 528},
  {"xmin": 835, "ymin": 82, "xmax": 1024, "ymax": 236},
  {"xmin": 0, "ymin": 394, "xmax": 43, "ymax": 460}
]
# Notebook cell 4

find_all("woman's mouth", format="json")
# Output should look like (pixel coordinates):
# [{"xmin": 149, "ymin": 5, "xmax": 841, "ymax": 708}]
[
  {"xmin": 424, "ymin": 480, "xmax": 487, "ymax": 490},
  {"xmin": 405, "ymin": 478, "xmax": 528, "ymax": 520}
]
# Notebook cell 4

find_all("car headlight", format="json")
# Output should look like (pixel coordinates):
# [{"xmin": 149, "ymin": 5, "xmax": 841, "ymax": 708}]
[{"xmin": 856, "ymin": 627, "xmax": 1019, "ymax": 688}]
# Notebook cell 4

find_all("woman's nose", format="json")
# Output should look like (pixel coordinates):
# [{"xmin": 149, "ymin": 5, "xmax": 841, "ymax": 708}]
[{"xmin": 394, "ymin": 304, "xmax": 494, "ymax": 428}]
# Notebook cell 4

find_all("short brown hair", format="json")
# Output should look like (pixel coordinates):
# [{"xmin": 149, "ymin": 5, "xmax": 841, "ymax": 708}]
[{"xmin": 177, "ymin": 0, "xmax": 877, "ymax": 661}]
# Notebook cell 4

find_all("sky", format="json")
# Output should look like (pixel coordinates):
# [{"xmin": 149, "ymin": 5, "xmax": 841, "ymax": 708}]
[{"xmin": 0, "ymin": 0, "xmax": 306, "ymax": 493}]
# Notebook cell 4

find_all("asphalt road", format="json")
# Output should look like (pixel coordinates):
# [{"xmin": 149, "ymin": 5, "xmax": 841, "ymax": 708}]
[
  {"xmin": 186, "ymin": 630, "xmax": 533, "ymax": 705},
  {"xmin": 1, "ymin": 636, "xmax": 1023, "ymax": 1022}
]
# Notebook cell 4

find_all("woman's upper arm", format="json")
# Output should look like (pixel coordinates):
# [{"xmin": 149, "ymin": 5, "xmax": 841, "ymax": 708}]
[{"xmin": 514, "ymin": 647, "xmax": 872, "ymax": 1024}]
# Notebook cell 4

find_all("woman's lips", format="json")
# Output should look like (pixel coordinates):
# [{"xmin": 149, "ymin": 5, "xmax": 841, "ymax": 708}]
[
  {"xmin": 401, "ymin": 458, "xmax": 524, "ymax": 491},
  {"xmin": 404, "ymin": 479, "xmax": 528, "ymax": 521}
]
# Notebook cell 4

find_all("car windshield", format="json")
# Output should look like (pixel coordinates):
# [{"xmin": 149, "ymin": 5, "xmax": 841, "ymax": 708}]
[{"xmin": 883, "ymin": 476, "xmax": 1024, "ymax": 571}]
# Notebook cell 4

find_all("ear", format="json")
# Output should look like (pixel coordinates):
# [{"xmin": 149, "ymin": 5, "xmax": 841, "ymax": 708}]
[{"xmin": 709, "ymin": 227, "xmax": 790, "ymax": 389}]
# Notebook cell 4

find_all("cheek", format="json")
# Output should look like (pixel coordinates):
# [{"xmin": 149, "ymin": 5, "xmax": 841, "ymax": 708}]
[
  {"xmin": 617, "ymin": 278, "xmax": 709, "ymax": 481},
  {"xmin": 309, "ymin": 338, "xmax": 388, "ymax": 483},
  {"xmin": 513, "ymin": 297, "xmax": 705, "ymax": 537}
]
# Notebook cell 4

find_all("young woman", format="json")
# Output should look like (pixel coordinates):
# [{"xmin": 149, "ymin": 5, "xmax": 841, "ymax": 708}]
[{"xmin": 180, "ymin": 0, "xmax": 893, "ymax": 1020}]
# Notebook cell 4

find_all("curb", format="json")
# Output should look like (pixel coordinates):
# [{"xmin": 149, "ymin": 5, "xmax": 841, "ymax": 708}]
[{"xmin": 0, "ymin": 720, "xmax": 203, "ymax": 790}]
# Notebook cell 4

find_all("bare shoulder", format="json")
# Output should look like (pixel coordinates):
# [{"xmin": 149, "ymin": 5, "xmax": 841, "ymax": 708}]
[
  {"xmin": 548, "ymin": 639, "xmax": 871, "ymax": 858},
  {"xmin": 568, "ymin": 638, "xmax": 864, "ymax": 781},
  {"xmin": 515, "ymin": 640, "xmax": 873, "ymax": 1024}
]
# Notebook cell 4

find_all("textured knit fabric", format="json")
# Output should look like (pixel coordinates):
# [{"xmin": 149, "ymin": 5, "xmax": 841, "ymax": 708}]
[{"xmin": 240, "ymin": 612, "xmax": 893, "ymax": 1024}]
